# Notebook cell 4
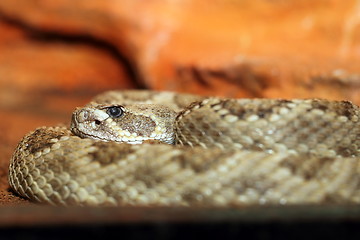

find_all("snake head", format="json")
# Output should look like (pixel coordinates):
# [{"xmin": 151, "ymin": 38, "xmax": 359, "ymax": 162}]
[{"xmin": 70, "ymin": 103, "xmax": 177, "ymax": 144}]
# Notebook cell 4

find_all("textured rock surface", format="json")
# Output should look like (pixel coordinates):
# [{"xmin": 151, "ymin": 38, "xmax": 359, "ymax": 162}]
[{"xmin": 0, "ymin": 0, "xmax": 360, "ymax": 208}]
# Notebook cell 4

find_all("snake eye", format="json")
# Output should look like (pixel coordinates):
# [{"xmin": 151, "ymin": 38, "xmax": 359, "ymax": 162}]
[{"xmin": 107, "ymin": 106, "xmax": 123, "ymax": 118}]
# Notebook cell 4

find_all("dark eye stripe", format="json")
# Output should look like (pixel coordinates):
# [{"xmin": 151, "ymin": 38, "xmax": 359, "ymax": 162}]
[{"xmin": 107, "ymin": 106, "xmax": 124, "ymax": 118}]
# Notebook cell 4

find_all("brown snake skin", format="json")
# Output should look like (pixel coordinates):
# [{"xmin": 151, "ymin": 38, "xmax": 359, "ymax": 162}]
[{"xmin": 8, "ymin": 90, "xmax": 360, "ymax": 206}]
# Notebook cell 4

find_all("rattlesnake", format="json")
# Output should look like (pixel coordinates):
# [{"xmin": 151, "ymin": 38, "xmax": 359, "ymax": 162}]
[{"xmin": 9, "ymin": 90, "xmax": 360, "ymax": 206}]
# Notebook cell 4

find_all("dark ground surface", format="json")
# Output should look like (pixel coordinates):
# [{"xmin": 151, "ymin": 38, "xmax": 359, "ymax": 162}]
[{"xmin": 0, "ymin": 206, "xmax": 360, "ymax": 239}]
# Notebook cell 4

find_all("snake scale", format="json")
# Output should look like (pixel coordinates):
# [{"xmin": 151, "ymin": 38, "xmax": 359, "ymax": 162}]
[{"xmin": 9, "ymin": 90, "xmax": 360, "ymax": 206}]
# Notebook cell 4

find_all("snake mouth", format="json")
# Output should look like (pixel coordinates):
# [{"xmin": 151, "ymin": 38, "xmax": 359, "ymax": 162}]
[{"xmin": 71, "ymin": 125, "xmax": 145, "ymax": 144}]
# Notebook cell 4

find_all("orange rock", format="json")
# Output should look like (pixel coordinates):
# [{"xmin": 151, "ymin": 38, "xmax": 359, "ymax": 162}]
[
  {"xmin": 0, "ymin": 0, "xmax": 359, "ymax": 103},
  {"xmin": 0, "ymin": 22, "xmax": 133, "ymax": 93}
]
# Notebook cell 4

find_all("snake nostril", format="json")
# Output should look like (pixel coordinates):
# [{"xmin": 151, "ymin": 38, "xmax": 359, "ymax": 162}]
[{"xmin": 95, "ymin": 120, "xmax": 101, "ymax": 125}]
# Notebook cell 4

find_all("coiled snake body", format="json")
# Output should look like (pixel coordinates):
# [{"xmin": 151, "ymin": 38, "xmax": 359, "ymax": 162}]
[{"xmin": 9, "ymin": 90, "xmax": 360, "ymax": 206}]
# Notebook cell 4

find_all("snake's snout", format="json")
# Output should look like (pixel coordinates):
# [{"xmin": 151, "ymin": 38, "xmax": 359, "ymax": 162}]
[
  {"xmin": 70, "ymin": 108, "xmax": 88, "ymax": 136},
  {"xmin": 73, "ymin": 108, "xmax": 109, "ymax": 124},
  {"xmin": 70, "ymin": 108, "xmax": 110, "ymax": 137}
]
